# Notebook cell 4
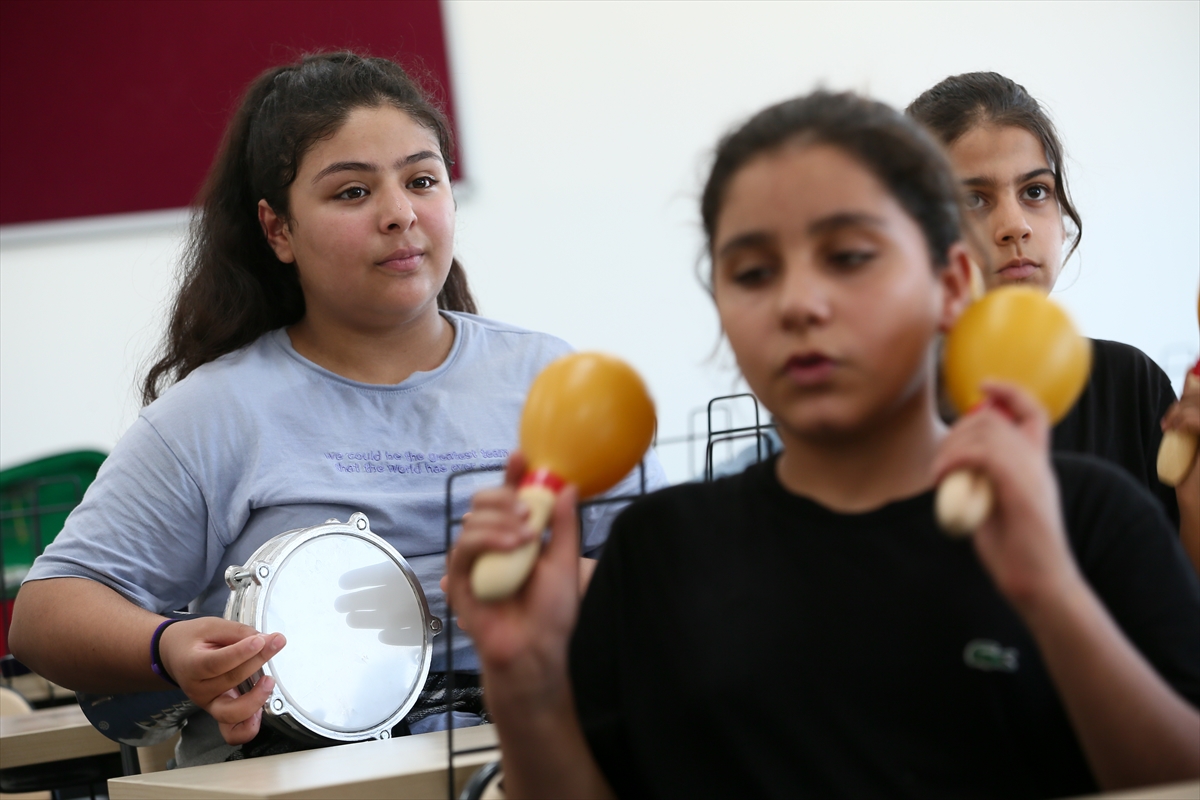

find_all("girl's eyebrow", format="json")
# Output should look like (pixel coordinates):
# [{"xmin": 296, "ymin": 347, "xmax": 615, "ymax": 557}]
[
  {"xmin": 715, "ymin": 212, "xmax": 888, "ymax": 260},
  {"xmin": 310, "ymin": 150, "xmax": 443, "ymax": 184},
  {"xmin": 961, "ymin": 167, "xmax": 1054, "ymax": 189},
  {"xmin": 716, "ymin": 231, "xmax": 773, "ymax": 259},
  {"xmin": 807, "ymin": 212, "xmax": 886, "ymax": 234},
  {"xmin": 717, "ymin": 212, "xmax": 885, "ymax": 258}
]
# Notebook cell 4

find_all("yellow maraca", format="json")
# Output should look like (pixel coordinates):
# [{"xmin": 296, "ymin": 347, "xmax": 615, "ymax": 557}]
[
  {"xmin": 470, "ymin": 352, "xmax": 656, "ymax": 601},
  {"xmin": 1157, "ymin": 291, "xmax": 1200, "ymax": 486},
  {"xmin": 938, "ymin": 286, "xmax": 1092, "ymax": 535}
]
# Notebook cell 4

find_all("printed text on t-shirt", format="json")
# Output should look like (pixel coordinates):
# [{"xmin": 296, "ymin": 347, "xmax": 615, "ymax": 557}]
[{"xmin": 322, "ymin": 448, "xmax": 509, "ymax": 476}]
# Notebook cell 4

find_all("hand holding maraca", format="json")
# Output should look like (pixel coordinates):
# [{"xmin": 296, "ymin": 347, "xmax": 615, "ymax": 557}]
[
  {"xmin": 469, "ymin": 352, "xmax": 655, "ymax": 601},
  {"xmin": 1157, "ymin": 293, "xmax": 1200, "ymax": 488},
  {"xmin": 445, "ymin": 451, "xmax": 614, "ymax": 800},
  {"xmin": 1158, "ymin": 367, "xmax": 1200, "ymax": 487},
  {"xmin": 934, "ymin": 381, "xmax": 1084, "ymax": 608},
  {"xmin": 1158, "ymin": 292, "xmax": 1200, "ymax": 575},
  {"xmin": 937, "ymin": 287, "xmax": 1092, "ymax": 535},
  {"xmin": 447, "ymin": 453, "xmax": 584, "ymax": 669}
]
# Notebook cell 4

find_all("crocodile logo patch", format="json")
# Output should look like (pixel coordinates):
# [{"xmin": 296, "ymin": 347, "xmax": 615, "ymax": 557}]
[{"xmin": 963, "ymin": 639, "xmax": 1019, "ymax": 672}]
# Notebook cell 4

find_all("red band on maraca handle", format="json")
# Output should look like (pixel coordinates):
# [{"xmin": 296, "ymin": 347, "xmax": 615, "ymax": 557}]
[
  {"xmin": 1188, "ymin": 358, "xmax": 1200, "ymax": 378},
  {"xmin": 520, "ymin": 468, "xmax": 567, "ymax": 493},
  {"xmin": 965, "ymin": 397, "xmax": 1016, "ymax": 422}
]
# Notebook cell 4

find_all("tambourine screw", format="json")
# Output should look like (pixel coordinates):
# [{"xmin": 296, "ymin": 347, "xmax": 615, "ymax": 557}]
[
  {"xmin": 356, "ymin": 517, "xmax": 367, "ymax": 530},
  {"xmin": 271, "ymin": 698, "xmax": 284, "ymax": 712},
  {"xmin": 430, "ymin": 617, "xmax": 443, "ymax": 633},
  {"xmin": 257, "ymin": 565, "xmax": 270, "ymax": 580},
  {"xmin": 225, "ymin": 566, "xmax": 250, "ymax": 589},
  {"xmin": 379, "ymin": 730, "xmax": 390, "ymax": 740}
]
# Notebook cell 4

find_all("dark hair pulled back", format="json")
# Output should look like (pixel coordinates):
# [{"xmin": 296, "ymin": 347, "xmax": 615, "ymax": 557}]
[
  {"xmin": 142, "ymin": 51, "xmax": 475, "ymax": 404},
  {"xmin": 701, "ymin": 91, "xmax": 961, "ymax": 283},
  {"xmin": 906, "ymin": 72, "xmax": 1082, "ymax": 262}
]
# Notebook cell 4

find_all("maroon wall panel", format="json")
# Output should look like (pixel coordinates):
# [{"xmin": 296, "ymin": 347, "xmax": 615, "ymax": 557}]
[{"xmin": 0, "ymin": 0, "xmax": 459, "ymax": 225}]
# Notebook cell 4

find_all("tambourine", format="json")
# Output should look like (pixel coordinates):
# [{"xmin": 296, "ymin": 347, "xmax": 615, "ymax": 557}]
[
  {"xmin": 224, "ymin": 512, "xmax": 441, "ymax": 743},
  {"xmin": 79, "ymin": 513, "xmax": 441, "ymax": 747}
]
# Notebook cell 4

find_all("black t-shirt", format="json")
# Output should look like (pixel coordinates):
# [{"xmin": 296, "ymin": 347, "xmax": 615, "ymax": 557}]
[
  {"xmin": 1052, "ymin": 338, "xmax": 1179, "ymax": 528},
  {"xmin": 570, "ymin": 454, "xmax": 1200, "ymax": 800}
]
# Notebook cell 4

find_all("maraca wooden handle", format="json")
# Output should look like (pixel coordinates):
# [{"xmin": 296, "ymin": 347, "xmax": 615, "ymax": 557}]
[
  {"xmin": 936, "ymin": 468, "xmax": 994, "ymax": 536},
  {"xmin": 1158, "ymin": 429, "xmax": 1198, "ymax": 487},
  {"xmin": 1158, "ymin": 373, "xmax": 1200, "ymax": 487},
  {"xmin": 470, "ymin": 484, "xmax": 558, "ymax": 602}
]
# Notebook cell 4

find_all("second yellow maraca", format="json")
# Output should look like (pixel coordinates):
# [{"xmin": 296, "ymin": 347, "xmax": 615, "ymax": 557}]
[
  {"xmin": 470, "ymin": 352, "xmax": 656, "ymax": 601},
  {"xmin": 938, "ymin": 286, "xmax": 1092, "ymax": 535}
]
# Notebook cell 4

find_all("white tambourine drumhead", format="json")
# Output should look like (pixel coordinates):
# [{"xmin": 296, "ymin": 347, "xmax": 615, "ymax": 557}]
[{"xmin": 223, "ymin": 512, "xmax": 440, "ymax": 743}]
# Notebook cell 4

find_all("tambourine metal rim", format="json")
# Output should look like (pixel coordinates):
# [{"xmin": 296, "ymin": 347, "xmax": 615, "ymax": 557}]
[{"xmin": 224, "ymin": 512, "xmax": 438, "ymax": 743}]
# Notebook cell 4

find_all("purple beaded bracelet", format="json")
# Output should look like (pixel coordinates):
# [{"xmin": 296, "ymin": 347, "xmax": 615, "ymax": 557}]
[{"xmin": 150, "ymin": 618, "xmax": 182, "ymax": 687}]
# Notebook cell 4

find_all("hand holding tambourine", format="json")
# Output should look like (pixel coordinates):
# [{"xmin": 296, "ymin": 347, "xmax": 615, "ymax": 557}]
[
  {"xmin": 938, "ymin": 287, "xmax": 1092, "ymax": 535},
  {"xmin": 470, "ymin": 353, "xmax": 656, "ymax": 601}
]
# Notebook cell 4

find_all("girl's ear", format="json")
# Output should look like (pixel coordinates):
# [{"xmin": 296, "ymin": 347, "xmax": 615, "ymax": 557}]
[
  {"xmin": 258, "ymin": 200, "xmax": 295, "ymax": 264},
  {"xmin": 966, "ymin": 255, "xmax": 987, "ymax": 300},
  {"xmin": 937, "ymin": 243, "xmax": 974, "ymax": 334}
]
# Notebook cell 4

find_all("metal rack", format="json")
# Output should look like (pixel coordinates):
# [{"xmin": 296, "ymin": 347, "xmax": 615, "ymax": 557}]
[{"xmin": 703, "ymin": 393, "xmax": 777, "ymax": 481}]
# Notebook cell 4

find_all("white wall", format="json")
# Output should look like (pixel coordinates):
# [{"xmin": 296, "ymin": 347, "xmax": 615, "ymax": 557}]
[
  {"xmin": 1, "ymin": 211, "xmax": 186, "ymax": 467},
  {"xmin": 2, "ymin": 0, "xmax": 1197, "ymax": 483}
]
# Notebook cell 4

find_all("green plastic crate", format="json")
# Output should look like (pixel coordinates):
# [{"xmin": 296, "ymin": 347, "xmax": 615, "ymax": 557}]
[{"xmin": 1, "ymin": 450, "xmax": 107, "ymax": 599}]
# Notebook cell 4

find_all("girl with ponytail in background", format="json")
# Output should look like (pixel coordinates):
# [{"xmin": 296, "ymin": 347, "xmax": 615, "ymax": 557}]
[{"xmin": 909, "ymin": 73, "xmax": 1199, "ymax": 573}]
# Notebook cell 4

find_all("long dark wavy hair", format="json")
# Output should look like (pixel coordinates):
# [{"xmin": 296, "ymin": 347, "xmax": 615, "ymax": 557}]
[
  {"xmin": 906, "ymin": 72, "xmax": 1082, "ymax": 263},
  {"xmin": 142, "ymin": 51, "xmax": 476, "ymax": 404}
]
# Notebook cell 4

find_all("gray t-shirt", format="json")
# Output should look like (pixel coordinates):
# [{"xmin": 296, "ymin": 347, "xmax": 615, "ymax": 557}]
[{"xmin": 27, "ymin": 312, "xmax": 665, "ymax": 760}]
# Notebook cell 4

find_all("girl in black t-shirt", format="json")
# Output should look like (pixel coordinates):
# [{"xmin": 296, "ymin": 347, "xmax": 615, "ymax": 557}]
[
  {"xmin": 445, "ymin": 92, "xmax": 1200, "ymax": 798},
  {"xmin": 908, "ymin": 73, "xmax": 1200, "ymax": 574}
]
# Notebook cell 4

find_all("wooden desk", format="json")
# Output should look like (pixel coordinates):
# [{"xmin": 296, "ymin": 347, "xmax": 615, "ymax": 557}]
[
  {"xmin": 2, "ymin": 673, "xmax": 71, "ymax": 707},
  {"xmin": 0, "ymin": 705, "xmax": 120, "ymax": 772},
  {"xmin": 108, "ymin": 723, "xmax": 498, "ymax": 800},
  {"xmin": 1071, "ymin": 781, "xmax": 1200, "ymax": 799},
  {"xmin": 0, "ymin": 704, "xmax": 120, "ymax": 769},
  {"xmin": 106, "ymin": 720, "xmax": 1198, "ymax": 800}
]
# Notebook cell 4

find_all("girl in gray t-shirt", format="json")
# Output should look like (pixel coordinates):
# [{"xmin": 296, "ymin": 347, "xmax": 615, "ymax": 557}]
[{"xmin": 10, "ymin": 51, "xmax": 663, "ymax": 766}]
